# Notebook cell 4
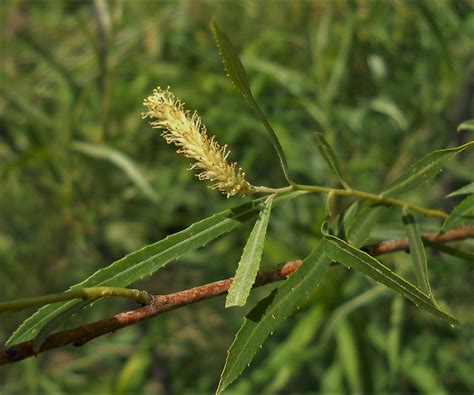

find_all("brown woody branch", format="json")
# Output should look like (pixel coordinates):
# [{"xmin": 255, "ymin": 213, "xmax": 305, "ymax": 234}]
[{"xmin": 1, "ymin": 225, "xmax": 473, "ymax": 365}]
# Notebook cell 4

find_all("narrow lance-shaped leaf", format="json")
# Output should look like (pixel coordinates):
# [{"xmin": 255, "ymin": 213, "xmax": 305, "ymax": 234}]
[
  {"xmin": 314, "ymin": 132, "xmax": 349, "ymax": 188},
  {"xmin": 332, "ymin": 201, "xmax": 359, "ymax": 240},
  {"xmin": 226, "ymin": 196, "xmax": 273, "ymax": 307},
  {"xmin": 441, "ymin": 194, "xmax": 474, "ymax": 232},
  {"xmin": 32, "ymin": 301, "xmax": 91, "ymax": 354},
  {"xmin": 71, "ymin": 141, "xmax": 158, "ymax": 202},
  {"xmin": 211, "ymin": 20, "xmax": 292, "ymax": 184},
  {"xmin": 217, "ymin": 241, "xmax": 331, "ymax": 394},
  {"xmin": 347, "ymin": 205, "xmax": 387, "ymax": 248},
  {"xmin": 382, "ymin": 141, "xmax": 474, "ymax": 198},
  {"xmin": 322, "ymin": 232, "xmax": 459, "ymax": 327},
  {"xmin": 423, "ymin": 240, "xmax": 474, "ymax": 263},
  {"xmin": 6, "ymin": 192, "xmax": 304, "ymax": 346},
  {"xmin": 457, "ymin": 119, "xmax": 474, "ymax": 133},
  {"xmin": 446, "ymin": 182, "xmax": 474, "ymax": 197},
  {"xmin": 402, "ymin": 209, "xmax": 432, "ymax": 298}
]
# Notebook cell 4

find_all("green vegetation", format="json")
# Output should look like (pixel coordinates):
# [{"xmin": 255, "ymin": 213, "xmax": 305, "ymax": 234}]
[{"xmin": 1, "ymin": 1, "xmax": 473, "ymax": 393}]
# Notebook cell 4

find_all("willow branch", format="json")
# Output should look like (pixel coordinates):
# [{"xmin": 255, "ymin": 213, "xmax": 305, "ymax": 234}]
[
  {"xmin": 0, "ymin": 287, "xmax": 151, "ymax": 314},
  {"xmin": 1, "ymin": 225, "xmax": 473, "ymax": 365}
]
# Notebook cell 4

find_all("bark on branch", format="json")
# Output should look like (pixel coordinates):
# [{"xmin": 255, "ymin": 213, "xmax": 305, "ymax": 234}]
[{"xmin": 1, "ymin": 225, "xmax": 473, "ymax": 365}]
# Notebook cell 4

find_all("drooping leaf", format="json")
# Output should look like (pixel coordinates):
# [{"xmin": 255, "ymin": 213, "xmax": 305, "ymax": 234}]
[
  {"xmin": 402, "ymin": 210, "xmax": 432, "ymax": 297},
  {"xmin": 226, "ymin": 196, "xmax": 273, "ymax": 307},
  {"xmin": 71, "ymin": 141, "xmax": 158, "ymax": 202},
  {"xmin": 446, "ymin": 182, "xmax": 474, "ymax": 197},
  {"xmin": 382, "ymin": 141, "xmax": 474, "ymax": 198},
  {"xmin": 210, "ymin": 20, "xmax": 292, "ymax": 184},
  {"xmin": 457, "ymin": 119, "xmax": 474, "ymax": 133},
  {"xmin": 347, "ymin": 205, "xmax": 387, "ymax": 248},
  {"xmin": 6, "ymin": 192, "xmax": 304, "ymax": 346},
  {"xmin": 314, "ymin": 132, "xmax": 348, "ymax": 188},
  {"xmin": 217, "ymin": 241, "xmax": 331, "ymax": 393},
  {"xmin": 442, "ymin": 194, "xmax": 474, "ymax": 231},
  {"xmin": 322, "ymin": 233, "xmax": 459, "ymax": 326}
]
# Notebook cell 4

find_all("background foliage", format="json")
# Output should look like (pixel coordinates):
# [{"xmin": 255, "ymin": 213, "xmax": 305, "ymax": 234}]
[{"xmin": 1, "ymin": 0, "xmax": 473, "ymax": 393}]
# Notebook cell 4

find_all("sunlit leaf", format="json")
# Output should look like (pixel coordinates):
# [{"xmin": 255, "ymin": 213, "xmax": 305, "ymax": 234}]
[
  {"xmin": 6, "ymin": 192, "xmax": 304, "ymax": 346},
  {"xmin": 457, "ymin": 119, "xmax": 474, "ymax": 133},
  {"xmin": 211, "ymin": 20, "xmax": 292, "ymax": 184},
  {"xmin": 217, "ymin": 241, "xmax": 331, "ymax": 393},
  {"xmin": 382, "ymin": 141, "xmax": 474, "ymax": 198},
  {"xmin": 322, "ymin": 233, "xmax": 459, "ymax": 326},
  {"xmin": 226, "ymin": 196, "xmax": 273, "ymax": 307}
]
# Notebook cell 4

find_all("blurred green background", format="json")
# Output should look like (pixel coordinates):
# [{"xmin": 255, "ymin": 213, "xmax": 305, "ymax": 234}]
[{"xmin": 1, "ymin": 0, "xmax": 473, "ymax": 393}]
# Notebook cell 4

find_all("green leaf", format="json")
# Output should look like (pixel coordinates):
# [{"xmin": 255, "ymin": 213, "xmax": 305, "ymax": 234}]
[
  {"xmin": 424, "ymin": 240, "xmax": 474, "ymax": 262},
  {"xmin": 71, "ymin": 141, "xmax": 158, "ymax": 202},
  {"xmin": 402, "ymin": 210, "xmax": 432, "ymax": 297},
  {"xmin": 210, "ymin": 20, "xmax": 292, "ymax": 184},
  {"xmin": 370, "ymin": 97, "xmax": 408, "ymax": 130},
  {"xmin": 320, "ymin": 285, "xmax": 387, "ymax": 344},
  {"xmin": 337, "ymin": 320, "xmax": 362, "ymax": 394},
  {"xmin": 382, "ymin": 141, "xmax": 474, "ymax": 197},
  {"xmin": 442, "ymin": 194, "xmax": 474, "ymax": 231},
  {"xmin": 226, "ymin": 196, "xmax": 273, "ymax": 307},
  {"xmin": 6, "ymin": 192, "xmax": 303, "ymax": 346},
  {"xmin": 322, "ymin": 233, "xmax": 459, "ymax": 327},
  {"xmin": 32, "ymin": 301, "xmax": 90, "ymax": 354},
  {"xmin": 457, "ymin": 119, "xmax": 474, "ymax": 133},
  {"xmin": 217, "ymin": 241, "xmax": 331, "ymax": 393},
  {"xmin": 314, "ymin": 132, "xmax": 349, "ymax": 188},
  {"xmin": 333, "ymin": 201, "xmax": 359, "ymax": 240},
  {"xmin": 347, "ymin": 205, "xmax": 387, "ymax": 248},
  {"xmin": 387, "ymin": 296, "xmax": 404, "ymax": 379},
  {"xmin": 446, "ymin": 182, "xmax": 474, "ymax": 197}
]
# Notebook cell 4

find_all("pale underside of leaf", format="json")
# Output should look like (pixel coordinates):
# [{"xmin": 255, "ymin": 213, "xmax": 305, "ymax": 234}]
[{"xmin": 226, "ymin": 196, "xmax": 273, "ymax": 307}]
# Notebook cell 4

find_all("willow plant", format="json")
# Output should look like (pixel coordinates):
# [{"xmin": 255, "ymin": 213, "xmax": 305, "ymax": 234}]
[{"xmin": 1, "ymin": 21, "xmax": 473, "ymax": 393}]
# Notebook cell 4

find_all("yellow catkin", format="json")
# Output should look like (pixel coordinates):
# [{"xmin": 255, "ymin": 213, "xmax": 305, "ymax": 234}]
[{"xmin": 142, "ymin": 87, "xmax": 252, "ymax": 197}]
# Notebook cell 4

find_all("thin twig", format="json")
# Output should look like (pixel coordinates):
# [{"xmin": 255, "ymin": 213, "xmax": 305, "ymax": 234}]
[{"xmin": 1, "ymin": 225, "xmax": 472, "ymax": 365}]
